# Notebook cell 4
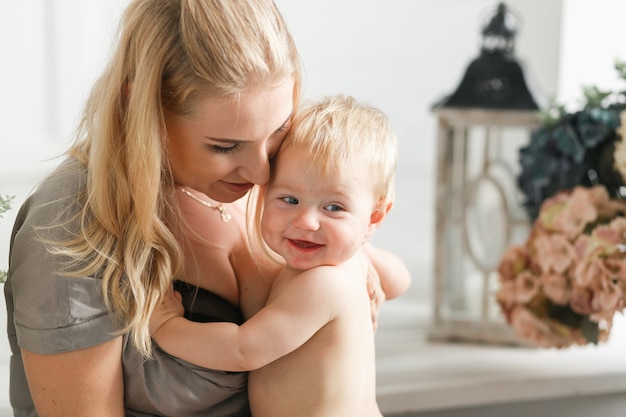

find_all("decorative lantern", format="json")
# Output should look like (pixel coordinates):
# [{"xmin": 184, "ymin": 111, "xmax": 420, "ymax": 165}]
[{"xmin": 429, "ymin": 3, "xmax": 545, "ymax": 344}]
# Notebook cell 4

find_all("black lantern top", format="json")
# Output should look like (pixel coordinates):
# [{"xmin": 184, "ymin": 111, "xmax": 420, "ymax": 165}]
[
  {"xmin": 433, "ymin": 2, "xmax": 542, "ymax": 111},
  {"xmin": 481, "ymin": 3, "xmax": 515, "ymax": 55}
]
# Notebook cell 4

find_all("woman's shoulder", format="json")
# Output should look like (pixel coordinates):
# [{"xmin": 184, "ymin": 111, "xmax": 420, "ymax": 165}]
[
  {"xmin": 33, "ymin": 157, "xmax": 86, "ymax": 206},
  {"xmin": 9, "ymin": 156, "xmax": 87, "ymax": 280},
  {"xmin": 16, "ymin": 157, "xmax": 86, "ymax": 230},
  {"xmin": 7, "ymin": 157, "xmax": 122, "ymax": 355}
]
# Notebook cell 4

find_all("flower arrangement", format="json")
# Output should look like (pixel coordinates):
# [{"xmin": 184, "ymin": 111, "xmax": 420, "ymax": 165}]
[
  {"xmin": 497, "ymin": 185, "xmax": 626, "ymax": 348},
  {"xmin": 517, "ymin": 61, "xmax": 626, "ymax": 221},
  {"xmin": 497, "ymin": 60, "xmax": 626, "ymax": 348}
]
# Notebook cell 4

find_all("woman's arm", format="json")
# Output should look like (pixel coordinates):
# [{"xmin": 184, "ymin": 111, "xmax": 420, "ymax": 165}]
[{"xmin": 22, "ymin": 337, "xmax": 124, "ymax": 417}]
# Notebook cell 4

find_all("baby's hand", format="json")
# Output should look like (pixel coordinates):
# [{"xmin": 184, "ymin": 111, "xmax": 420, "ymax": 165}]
[{"xmin": 149, "ymin": 285, "xmax": 185, "ymax": 336}]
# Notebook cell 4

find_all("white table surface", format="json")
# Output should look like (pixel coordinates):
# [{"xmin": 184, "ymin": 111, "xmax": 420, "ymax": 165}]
[{"xmin": 375, "ymin": 307, "xmax": 626, "ymax": 415}]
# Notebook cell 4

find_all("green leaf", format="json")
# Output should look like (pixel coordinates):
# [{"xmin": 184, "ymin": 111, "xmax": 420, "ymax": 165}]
[
  {"xmin": 616, "ymin": 59, "xmax": 626, "ymax": 81},
  {"xmin": 582, "ymin": 86, "xmax": 612, "ymax": 109},
  {"xmin": 0, "ymin": 194, "xmax": 14, "ymax": 220},
  {"xmin": 538, "ymin": 99, "xmax": 566, "ymax": 127},
  {"xmin": 0, "ymin": 194, "xmax": 14, "ymax": 284}
]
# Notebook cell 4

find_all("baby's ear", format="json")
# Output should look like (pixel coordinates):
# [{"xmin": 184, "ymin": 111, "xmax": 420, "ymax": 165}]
[{"xmin": 366, "ymin": 200, "xmax": 393, "ymax": 238}]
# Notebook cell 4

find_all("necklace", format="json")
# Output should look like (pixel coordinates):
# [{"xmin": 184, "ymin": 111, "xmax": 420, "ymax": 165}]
[{"xmin": 177, "ymin": 187, "xmax": 232, "ymax": 222}]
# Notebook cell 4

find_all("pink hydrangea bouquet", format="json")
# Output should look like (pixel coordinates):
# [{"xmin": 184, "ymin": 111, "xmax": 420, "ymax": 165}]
[{"xmin": 496, "ymin": 185, "xmax": 626, "ymax": 348}]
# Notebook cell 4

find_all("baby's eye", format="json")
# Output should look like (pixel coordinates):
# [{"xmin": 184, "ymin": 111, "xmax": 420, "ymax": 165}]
[
  {"xmin": 281, "ymin": 196, "xmax": 299, "ymax": 205},
  {"xmin": 324, "ymin": 204, "xmax": 343, "ymax": 212}
]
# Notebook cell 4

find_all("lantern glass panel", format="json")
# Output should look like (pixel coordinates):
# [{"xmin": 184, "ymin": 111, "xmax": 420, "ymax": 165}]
[{"xmin": 439, "ymin": 123, "xmax": 531, "ymax": 323}]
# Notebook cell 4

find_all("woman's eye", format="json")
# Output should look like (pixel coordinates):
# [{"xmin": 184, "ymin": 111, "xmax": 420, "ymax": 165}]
[
  {"xmin": 275, "ymin": 118, "xmax": 291, "ymax": 134},
  {"xmin": 281, "ymin": 196, "xmax": 299, "ymax": 205},
  {"xmin": 210, "ymin": 144, "xmax": 240, "ymax": 154},
  {"xmin": 324, "ymin": 204, "xmax": 343, "ymax": 212}
]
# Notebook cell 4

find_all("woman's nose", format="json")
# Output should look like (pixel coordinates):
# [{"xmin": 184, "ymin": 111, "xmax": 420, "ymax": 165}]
[{"xmin": 240, "ymin": 148, "xmax": 270, "ymax": 185}]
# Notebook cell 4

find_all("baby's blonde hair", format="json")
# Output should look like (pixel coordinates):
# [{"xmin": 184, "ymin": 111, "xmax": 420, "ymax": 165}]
[
  {"xmin": 48, "ymin": 0, "xmax": 301, "ymax": 357},
  {"xmin": 280, "ymin": 95, "xmax": 397, "ymax": 203}
]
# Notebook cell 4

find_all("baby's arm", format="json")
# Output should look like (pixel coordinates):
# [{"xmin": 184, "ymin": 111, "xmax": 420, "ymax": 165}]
[
  {"xmin": 150, "ymin": 270, "xmax": 341, "ymax": 372},
  {"xmin": 363, "ymin": 243, "xmax": 411, "ymax": 300}
]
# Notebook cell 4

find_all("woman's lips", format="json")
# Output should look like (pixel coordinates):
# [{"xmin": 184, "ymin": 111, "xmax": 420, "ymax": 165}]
[{"xmin": 222, "ymin": 181, "xmax": 254, "ymax": 195}]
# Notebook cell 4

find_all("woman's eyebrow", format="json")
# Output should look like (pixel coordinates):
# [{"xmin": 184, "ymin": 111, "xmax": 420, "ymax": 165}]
[
  {"xmin": 204, "ymin": 114, "xmax": 292, "ymax": 142},
  {"xmin": 204, "ymin": 136, "xmax": 241, "ymax": 143}
]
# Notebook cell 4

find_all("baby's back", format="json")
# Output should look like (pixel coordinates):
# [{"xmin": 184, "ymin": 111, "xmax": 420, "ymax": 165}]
[{"xmin": 248, "ymin": 259, "xmax": 382, "ymax": 417}]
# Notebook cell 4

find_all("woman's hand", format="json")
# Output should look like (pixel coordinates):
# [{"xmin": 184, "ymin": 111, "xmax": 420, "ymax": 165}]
[
  {"xmin": 366, "ymin": 265, "xmax": 386, "ymax": 332},
  {"xmin": 363, "ymin": 243, "xmax": 411, "ymax": 300},
  {"xmin": 363, "ymin": 242, "xmax": 412, "ymax": 332},
  {"xmin": 149, "ymin": 286, "xmax": 185, "ymax": 336}
]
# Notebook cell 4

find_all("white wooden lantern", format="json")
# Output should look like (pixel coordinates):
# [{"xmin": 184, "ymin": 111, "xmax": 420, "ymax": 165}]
[{"xmin": 428, "ymin": 3, "xmax": 544, "ymax": 344}]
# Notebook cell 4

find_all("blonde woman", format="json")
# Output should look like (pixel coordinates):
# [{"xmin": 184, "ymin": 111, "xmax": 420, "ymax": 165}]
[{"xmin": 5, "ymin": 1, "xmax": 401, "ymax": 416}]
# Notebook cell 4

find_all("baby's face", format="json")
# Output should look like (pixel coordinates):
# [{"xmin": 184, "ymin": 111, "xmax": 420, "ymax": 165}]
[{"xmin": 261, "ymin": 146, "xmax": 377, "ymax": 271}]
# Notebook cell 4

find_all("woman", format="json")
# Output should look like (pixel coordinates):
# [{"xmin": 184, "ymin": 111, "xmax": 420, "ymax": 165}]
[{"xmin": 4, "ymin": 1, "xmax": 397, "ymax": 416}]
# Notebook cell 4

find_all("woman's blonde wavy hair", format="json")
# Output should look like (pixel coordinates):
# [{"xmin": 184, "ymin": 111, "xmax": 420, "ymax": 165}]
[{"xmin": 50, "ymin": 0, "xmax": 301, "ymax": 357}]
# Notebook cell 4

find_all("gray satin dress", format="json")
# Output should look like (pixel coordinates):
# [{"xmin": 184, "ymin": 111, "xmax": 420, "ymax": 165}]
[{"xmin": 4, "ymin": 158, "xmax": 251, "ymax": 417}]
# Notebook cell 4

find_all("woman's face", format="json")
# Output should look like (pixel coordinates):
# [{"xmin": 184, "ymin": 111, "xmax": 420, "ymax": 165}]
[{"xmin": 166, "ymin": 78, "xmax": 295, "ymax": 203}]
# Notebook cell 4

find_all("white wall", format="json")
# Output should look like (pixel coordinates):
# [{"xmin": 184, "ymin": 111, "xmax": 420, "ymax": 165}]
[
  {"xmin": 1, "ymin": 0, "xmax": 626, "ymax": 413},
  {"xmin": 0, "ymin": 1, "xmax": 564, "ymax": 290},
  {"xmin": 558, "ymin": 0, "xmax": 626, "ymax": 107},
  {"xmin": 0, "ymin": 0, "xmax": 129, "ymax": 275}
]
